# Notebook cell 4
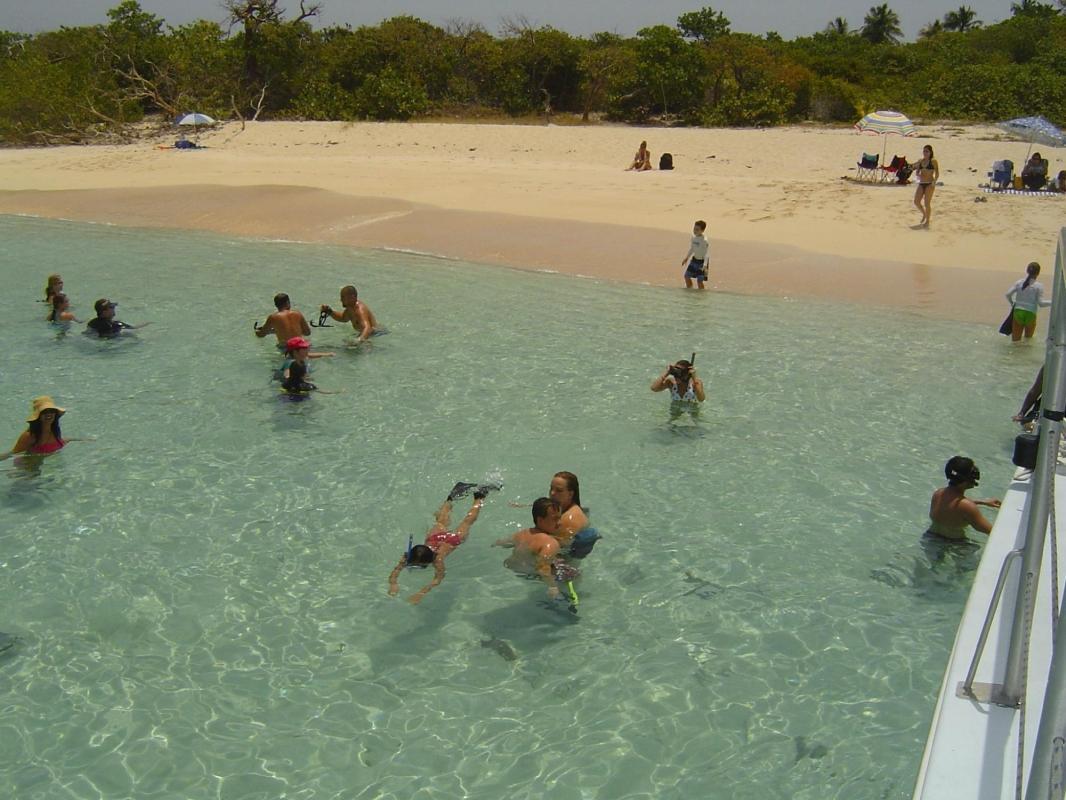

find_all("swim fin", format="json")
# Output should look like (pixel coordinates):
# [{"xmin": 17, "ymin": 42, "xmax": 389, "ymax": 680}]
[
  {"xmin": 473, "ymin": 480, "xmax": 503, "ymax": 499},
  {"xmin": 447, "ymin": 482, "xmax": 478, "ymax": 502}
]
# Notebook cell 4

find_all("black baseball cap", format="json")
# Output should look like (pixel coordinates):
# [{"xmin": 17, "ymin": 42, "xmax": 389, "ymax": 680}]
[{"xmin": 94, "ymin": 298, "xmax": 116, "ymax": 314}]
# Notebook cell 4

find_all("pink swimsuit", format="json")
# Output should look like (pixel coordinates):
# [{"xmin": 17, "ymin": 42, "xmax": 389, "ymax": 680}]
[
  {"xmin": 425, "ymin": 529, "xmax": 463, "ymax": 551},
  {"xmin": 30, "ymin": 439, "xmax": 64, "ymax": 454}
]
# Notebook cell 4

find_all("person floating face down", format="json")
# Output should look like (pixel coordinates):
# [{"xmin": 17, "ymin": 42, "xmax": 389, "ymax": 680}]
[
  {"xmin": 927, "ymin": 456, "xmax": 1002, "ymax": 540},
  {"xmin": 388, "ymin": 482, "xmax": 499, "ymax": 604}
]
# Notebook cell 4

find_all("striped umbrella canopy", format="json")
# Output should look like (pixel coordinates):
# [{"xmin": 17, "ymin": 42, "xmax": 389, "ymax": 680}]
[
  {"xmin": 854, "ymin": 110, "xmax": 918, "ymax": 137},
  {"xmin": 854, "ymin": 110, "xmax": 917, "ymax": 163},
  {"xmin": 998, "ymin": 116, "xmax": 1065, "ymax": 160}
]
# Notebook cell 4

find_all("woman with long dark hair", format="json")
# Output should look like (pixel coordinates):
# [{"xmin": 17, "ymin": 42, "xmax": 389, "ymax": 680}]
[
  {"xmin": 913, "ymin": 145, "xmax": 939, "ymax": 227},
  {"xmin": 2, "ymin": 397, "xmax": 67, "ymax": 459},
  {"xmin": 1006, "ymin": 261, "xmax": 1050, "ymax": 342}
]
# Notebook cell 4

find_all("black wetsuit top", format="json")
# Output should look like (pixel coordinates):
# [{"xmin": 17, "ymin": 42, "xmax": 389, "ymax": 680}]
[{"xmin": 86, "ymin": 318, "xmax": 133, "ymax": 337}]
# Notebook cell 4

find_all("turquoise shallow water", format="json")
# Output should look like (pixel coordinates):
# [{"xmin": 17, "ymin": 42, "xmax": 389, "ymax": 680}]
[{"xmin": 0, "ymin": 215, "xmax": 1046, "ymax": 799}]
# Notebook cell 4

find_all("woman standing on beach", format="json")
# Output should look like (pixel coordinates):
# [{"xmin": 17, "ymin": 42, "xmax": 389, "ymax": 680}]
[
  {"xmin": 913, "ymin": 145, "xmax": 939, "ymax": 227},
  {"xmin": 1006, "ymin": 261, "xmax": 1051, "ymax": 342}
]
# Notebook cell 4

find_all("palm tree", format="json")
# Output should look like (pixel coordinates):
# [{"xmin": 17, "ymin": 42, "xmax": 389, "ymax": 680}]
[
  {"xmin": 919, "ymin": 19, "xmax": 945, "ymax": 38},
  {"xmin": 943, "ymin": 6, "xmax": 982, "ymax": 31},
  {"xmin": 1010, "ymin": 0, "xmax": 1057, "ymax": 17},
  {"xmin": 861, "ymin": 4, "xmax": 903, "ymax": 45},
  {"xmin": 824, "ymin": 17, "xmax": 850, "ymax": 35}
]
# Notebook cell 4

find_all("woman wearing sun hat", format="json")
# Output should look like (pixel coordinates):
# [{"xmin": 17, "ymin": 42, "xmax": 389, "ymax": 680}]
[{"xmin": 2, "ymin": 397, "xmax": 68, "ymax": 459}]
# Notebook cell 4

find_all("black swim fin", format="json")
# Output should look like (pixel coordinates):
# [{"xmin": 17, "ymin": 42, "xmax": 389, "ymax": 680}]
[
  {"xmin": 447, "ymin": 482, "xmax": 477, "ymax": 502},
  {"xmin": 473, "ymin": 480, "xmax": 503, "ymax": 499}
]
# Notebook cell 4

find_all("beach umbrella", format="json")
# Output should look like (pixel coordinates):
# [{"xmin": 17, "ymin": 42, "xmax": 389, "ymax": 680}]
[
  {"xmin": 997, "ymin": 115, "xmax": 1065, "ymax": 161},
  {"xmin": 175, "ymin": 112, "xmax": 215, "ymax": 142},
  {"xmin": 854, "ymin": 110, "xmax": 918, "ymax": 162},
  {"xmin": 175, "ymin": 112, "xmax": 215, "ymax": 127}
]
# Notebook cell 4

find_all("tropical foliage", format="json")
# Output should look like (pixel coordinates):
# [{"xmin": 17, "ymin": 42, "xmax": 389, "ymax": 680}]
[{"xmin": 2, "ymin": 1, "xmax": 1066, "ymax": 144}]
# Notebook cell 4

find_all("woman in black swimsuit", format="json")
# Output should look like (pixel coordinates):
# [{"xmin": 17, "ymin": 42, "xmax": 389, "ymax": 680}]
[{"xmin": 912, "ymin": 145, "xmax": 939, "ymax": 227}]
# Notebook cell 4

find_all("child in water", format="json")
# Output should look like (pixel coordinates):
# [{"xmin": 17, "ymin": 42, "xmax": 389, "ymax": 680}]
[{"xmin": 280, "ymin": 336, "xmax": 333, "ymax": 395}]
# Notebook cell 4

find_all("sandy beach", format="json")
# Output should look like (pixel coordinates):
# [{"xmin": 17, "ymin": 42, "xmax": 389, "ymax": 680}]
[{"xmin": 1, "ymin": 120, "xmax": 1063, "ymax": 322}]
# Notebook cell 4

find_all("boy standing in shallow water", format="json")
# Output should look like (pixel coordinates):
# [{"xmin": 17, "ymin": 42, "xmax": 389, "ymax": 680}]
[{"xmin": 681, "ymin": 220, "xmax": 710, "ymax": 290}]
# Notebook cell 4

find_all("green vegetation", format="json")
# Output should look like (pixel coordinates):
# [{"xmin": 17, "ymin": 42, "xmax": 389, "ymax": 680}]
[{"xmin": 2, "ymin": 0, "xmax": 1065, "ymax": 144}]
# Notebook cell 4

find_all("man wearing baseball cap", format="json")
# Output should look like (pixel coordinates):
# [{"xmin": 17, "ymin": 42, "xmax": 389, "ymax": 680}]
[{"xmin": 85, "ymin": 298, "xmax": 150, "ymax": 337}]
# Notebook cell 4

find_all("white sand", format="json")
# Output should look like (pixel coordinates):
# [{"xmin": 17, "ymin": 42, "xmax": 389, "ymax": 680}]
[{"xmin": 1, "ymin": 120, "xmax": 1063, "ymax": 321}]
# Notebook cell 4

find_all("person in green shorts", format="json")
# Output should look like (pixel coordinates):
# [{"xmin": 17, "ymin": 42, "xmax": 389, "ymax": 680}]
[{"xmin": 1006, "ymin": 262, "xmax": 1050, "ymax": 342}]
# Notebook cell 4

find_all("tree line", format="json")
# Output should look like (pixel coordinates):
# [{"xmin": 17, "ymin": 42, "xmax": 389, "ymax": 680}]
[{"xmin": 1, "ymin": 1, "xmax": 1065, "ymax": 145}]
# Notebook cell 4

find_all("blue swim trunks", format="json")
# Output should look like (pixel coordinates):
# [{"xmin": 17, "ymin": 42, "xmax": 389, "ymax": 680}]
[{"xmin": 684, "ymin": 258, "xmax": 708, "ymax": 280}]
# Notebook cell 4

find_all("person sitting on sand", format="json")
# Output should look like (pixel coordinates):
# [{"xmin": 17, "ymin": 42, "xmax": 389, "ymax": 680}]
[
  {"xmin": 256, "ymin": 293, "xmax": 311, "ymax": 348},
  {"xmin": 321, "ymin": 285, "xmax": 379, "ymax": 343},
  {"xmin": 47, "ymin": 293, "xmax": 80, "ymax": 325},
  {"xmin": 627, "ymin": 141, "xmax": 652, "ymax": 172},
  {"xmin": 1021, "ymin": 152, "xmax": 1048, "ymax": 190},
  {"xmin": 85, "ymin": 298, "xmax": 149, "ymax": 338},
  {"xmin": 927, "ymin": 456, "xmax": 1001, "ymax": 540},
  {"xmin": 1, "ymin": 396, "xmax": 85, "ymax": 459},
  {"xmin": 388, "ymin": 482, "xmax": 499, "ymax": 604},
  {"xmin": 1053, "ymin": 170, "xmax": 1066, "ymax": 193}
]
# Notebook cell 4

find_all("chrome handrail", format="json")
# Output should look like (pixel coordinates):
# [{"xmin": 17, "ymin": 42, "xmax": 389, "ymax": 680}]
[{"xmin": 961, "ymin": 548, "xmax": 1025, "ymax": 698}]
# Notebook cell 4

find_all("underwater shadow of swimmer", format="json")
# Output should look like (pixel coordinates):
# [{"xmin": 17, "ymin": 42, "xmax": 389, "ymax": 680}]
[{"xmin": 870, "ymin": 536, "xmax": 982, "ymax": 596}]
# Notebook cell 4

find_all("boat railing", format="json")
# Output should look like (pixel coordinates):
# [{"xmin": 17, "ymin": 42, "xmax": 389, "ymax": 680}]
[
  {"xmin": 960, "ymin": 548, "xmax": 1025, "ymax": 704},
  {"xmin": 1012, "ymin": 227, "xmax": 1066, "ymax": 800}
]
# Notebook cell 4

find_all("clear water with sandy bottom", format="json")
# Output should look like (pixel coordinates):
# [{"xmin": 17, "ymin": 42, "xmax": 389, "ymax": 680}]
[{"xmin": 0, "ymin": 216, "xmax": 1043, "ymax": 799}]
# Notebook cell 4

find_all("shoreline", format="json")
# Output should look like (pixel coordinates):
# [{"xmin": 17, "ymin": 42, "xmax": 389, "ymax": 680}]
[
  {"xmin": 0, "ymin": 184, "xmax": 1016, "ymax": 322},
  {"xmin": 1, "ymin": 120, "xmax": 1062, "ymax": 323}
]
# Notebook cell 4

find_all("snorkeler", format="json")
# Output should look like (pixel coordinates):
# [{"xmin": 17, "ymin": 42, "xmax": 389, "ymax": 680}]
[
  {"xmin": 495, "ymin": 497, "xmax": 579, "ymax": 602},
  {"xmin": 85, "ymin": 299, "xmax": 149, "ymax": 338},
  {"xmin": 320, "ymin": 285, "xmax": 379, "ymax": 343},
  {"xmin": 927, "ymin": 456, "xmax": 1002, "ymax": 540},
  {"xmin": 255, "ymin": 293, "xmax": 312, "ymax": 348},
  {"xmin": 1, "ymin": 396, "xmax": 80, "ymax": 459},
  {"xmin": 650, "ymin": 357, "xmax": 705, "ymax": 404},
  {"xmin": 388, "ymin": 481, "xmax": 501, "ymax": 604}
]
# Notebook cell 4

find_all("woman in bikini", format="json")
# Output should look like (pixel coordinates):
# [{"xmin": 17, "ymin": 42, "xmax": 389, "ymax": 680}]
[
  {"xmin": 2, "ymin": 396, "xmax": 69, "ymax": 459},
  {"xmin": 627, "ymin": 141, "xmax": 652, "ymax": 172},
  {"xmin": 913, "ymin": 145, "xmax": 939, "ymax": 227},
  {"xmin": 387, "ymin": 482, "xmax": 499, "ymax": 604},
  {"xmin": 549, "ymin": 471, "xmax": 589, "ymax": 544}
]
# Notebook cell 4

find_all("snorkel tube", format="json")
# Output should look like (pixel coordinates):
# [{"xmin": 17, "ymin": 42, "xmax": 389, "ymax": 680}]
[{"xmin": 405, "ymin": 534, "xmax": 414, "ymax": 564}]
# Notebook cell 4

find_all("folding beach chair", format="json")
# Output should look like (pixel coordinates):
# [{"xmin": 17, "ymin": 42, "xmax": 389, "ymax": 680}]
[
  {"xmin": 880, "ymin": 155, "xmax": 907, "ymax": 183},
  {"xmin": 989, "ymin": 159, "xmax": 1013, "ymax": 190},
  {"xmin": 855, "ymin": 153, "xmax": 879, "ymax": 181}
]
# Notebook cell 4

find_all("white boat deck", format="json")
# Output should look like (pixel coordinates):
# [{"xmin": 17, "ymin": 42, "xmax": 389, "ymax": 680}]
[{"xmin": 913, "ymin": 463, "xmax": 1066, "ymax": 799}]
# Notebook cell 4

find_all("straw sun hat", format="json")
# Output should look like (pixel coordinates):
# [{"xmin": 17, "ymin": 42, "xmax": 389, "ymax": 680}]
[{"xmin": 27, "ymin": 396, "xmax": 66, "ymax": 422}]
